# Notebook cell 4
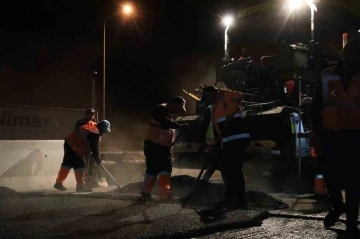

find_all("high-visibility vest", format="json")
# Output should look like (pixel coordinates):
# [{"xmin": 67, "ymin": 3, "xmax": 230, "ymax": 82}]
[
  {"xmin": 321, "ymin": 67, "xmax": 360, "ymax": 131},
  {"xmin": 145, "ymin": 103, "xmax": 175, "ymax": 147},
  {"xmin": 212, "ymin": 89, "xmax": 250, "ymax": 148},
  {"xmin": 65, "ymin": 121, "xmax": 100, "ymax": 157},
  {"xmin": 205, "ymin": 105, "xmax": 215, "ymax": 146}
]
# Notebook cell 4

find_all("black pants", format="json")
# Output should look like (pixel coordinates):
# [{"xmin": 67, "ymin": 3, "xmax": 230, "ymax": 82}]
[
  {"xmin": 220, "ymin": 139, "xmax": 250, "ymax": 202},
  {"xmin": 321, "ymin": 132, "xmax": 360, "ymax": 227},
  {"xmin": 62, "ymin": 141, "xmax": 86, "ymax": 170},
  {"xmin": 144, "ymin": 141, "xmax": 172, "ymax": 176}
]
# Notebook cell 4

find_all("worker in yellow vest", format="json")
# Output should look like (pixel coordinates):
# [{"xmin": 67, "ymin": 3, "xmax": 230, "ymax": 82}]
[
  {"xmin": 310, "ymin": 40, "xmax": 360, "ymax": 236},
  {"xmin": 201, "ymin": 105, "xmax": 225, "ymax": 184}
]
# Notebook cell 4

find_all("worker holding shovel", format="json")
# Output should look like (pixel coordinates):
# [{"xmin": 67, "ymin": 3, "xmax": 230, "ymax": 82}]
[{"xmin": 140, "ymin": 97, "xmax": 189, "ymax": 202}]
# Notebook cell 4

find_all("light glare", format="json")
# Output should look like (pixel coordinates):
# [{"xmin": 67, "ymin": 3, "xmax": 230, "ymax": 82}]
[
  {"xmin": 223, "ymin": 16, "xmax": 233, "ymax": 27},
  {"xmin": 123, "ymin": 4, "xmax": 133, "ymax": 14},
  {"xmin": 288, "ymin": 0, "xmax": 303, "ymax": 10}
]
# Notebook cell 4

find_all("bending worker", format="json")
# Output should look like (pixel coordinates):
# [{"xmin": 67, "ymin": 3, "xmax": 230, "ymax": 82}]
[
  {"xmin": 202, "ymin": 85, "xmax": 251, "ymax": 210},
  {"xmin": 310, "ymin": 39, "xmax": 360, "ymax": 236},
  {"xmin": 53, "ymin": 120, "xmax": 111, "ymax": 192},
  {"xmin": 140, "ymin": 97, "xmax": 189, "ymax": 202},
  {"xmin": 74, "ymin": 108, "xmax": 104, "ymax": 188}
]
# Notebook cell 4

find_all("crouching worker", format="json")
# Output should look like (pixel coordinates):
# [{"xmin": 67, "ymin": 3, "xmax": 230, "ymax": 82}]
[
  {"xmin": 140, "ymin": 97, "xmax": 189, "ymax": 202},
  {"xmin": 53, "ymin": 120, "xmax": 111, "ymax": 192}
]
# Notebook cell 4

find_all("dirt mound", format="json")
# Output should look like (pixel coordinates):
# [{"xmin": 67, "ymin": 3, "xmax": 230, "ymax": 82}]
[{"xmin": 119, "ymin": 175, "xmax": 288, "ymax": 210}]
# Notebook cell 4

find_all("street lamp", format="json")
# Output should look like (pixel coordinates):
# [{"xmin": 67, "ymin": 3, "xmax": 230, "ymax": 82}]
[
  {"xmin": 222, "ymin": 15, "xmax": 233, "ymax": 60},
  {"xmin": 103, "ymin": 3, "xmax": 134, "ymax": 120},
  {"xmin": 287, "ymin": 0, "xmax": 318, "ymax": 41}
]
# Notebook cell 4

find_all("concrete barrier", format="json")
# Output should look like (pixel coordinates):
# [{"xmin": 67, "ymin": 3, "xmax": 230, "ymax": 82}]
[{"xmin": 0, "ymin": 140, "xmax": 76, "ymax": 192}]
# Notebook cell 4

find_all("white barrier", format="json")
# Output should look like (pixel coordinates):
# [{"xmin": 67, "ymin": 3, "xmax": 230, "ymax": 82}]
[{"xmin": 0, "ymin": 140, "xmax": 76, "ymax": 192}]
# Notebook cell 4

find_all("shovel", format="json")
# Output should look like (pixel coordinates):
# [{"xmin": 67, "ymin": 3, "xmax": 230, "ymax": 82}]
[
  {"xmin": 100, "ymin": 163, "xmax": 123, "ymax": 192},
  {"xmin": 181, "ymin": 109, "xmax": 239, "ymax": 207}
]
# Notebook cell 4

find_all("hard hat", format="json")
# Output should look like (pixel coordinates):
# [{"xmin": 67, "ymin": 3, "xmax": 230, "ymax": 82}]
[
  {"xmin": 202, "ymin": 85, "xmax": 218, "ymax": 93},
  {"xmin": 169, "ymin": 96, "xmax": 187, "ymax": 112},
  {"xmin": 86, "ymin": 108, "xmax": 96, "ymax": 114},
  {"xmin": 97, "ymin": 120, "xmax": 111, "ymax": 134}
]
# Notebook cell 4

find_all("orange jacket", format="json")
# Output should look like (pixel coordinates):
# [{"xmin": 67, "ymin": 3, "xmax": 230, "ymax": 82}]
[
  {"xmin": 321, "ymin": 68, "xmax": 360, "ymax": 131},
  {"xmin": 145, "ymin": 104, "xmax": 175, "ymax": 147},
  {"xmin": 212, "ymin": 89, "xmax": 250, "ymax": 148},
  {"xmin": 65, "ymin": 121, "xmax": 100, "ymax": 157}
]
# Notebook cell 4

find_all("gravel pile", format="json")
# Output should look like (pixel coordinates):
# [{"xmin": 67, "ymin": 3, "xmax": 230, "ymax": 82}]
[{"xmin": 119, "ymin": 175, "xmax": 288, "ymax": 210}]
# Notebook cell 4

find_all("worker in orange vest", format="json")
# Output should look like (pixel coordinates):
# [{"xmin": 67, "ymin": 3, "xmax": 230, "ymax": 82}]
[
  {"xmin": 310, "ymin": 39, "xmax": 360, "ymax": 236},
  {"xmin": 140, "ymin": 97, "xmax": 189, "ymax": 202},
  {"xmin": 53, "ymin": 120, "xmax": 111, "ymax": 192},
  {"xmin": 202, "ymin": 85, "xmax": 251, "ymax": 211}
]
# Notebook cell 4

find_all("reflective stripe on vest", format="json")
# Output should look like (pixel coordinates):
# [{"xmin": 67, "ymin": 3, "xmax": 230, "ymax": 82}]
[
  {"xmin": 223, "ymin": 133, "xmax": 250, "ymax": 143},
  {"xmin": 205, "ymin": 105, "xmax": 215, "ymax": 146},
  {"xmin": 65, "ymin": 121, "xmax": 99, "ymax": 157},
  {"xmin": 321, "ymin": 70, "xmax": 360, "ymax": 131},
  {"xmin": 145, "ymin": 103, "xmax": 174, "ymax": 147},
  {"xmin": 216, "ymin": 112, "xmax": 243, "ymax": 123},
  {"xmin": 212, "ymin": 89, "xmax": 248, "ymax": 148}
]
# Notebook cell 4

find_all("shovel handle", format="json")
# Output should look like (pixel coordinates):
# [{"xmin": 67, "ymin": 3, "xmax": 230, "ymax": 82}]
[{"xmin": 100, "ymin": 163, "xmax": 123, "ymax": 191}]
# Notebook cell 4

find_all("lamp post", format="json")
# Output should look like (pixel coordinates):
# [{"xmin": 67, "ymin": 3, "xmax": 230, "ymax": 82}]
[
  {"xmin": 288, "ymin": 0, "xmax": 318, "ymax": 41},
  {"xmin": 287, "ymin": 0, "xmax": 318, "ymax": 176},
  {"xmin": 92, "ymin": 71, "xmax": 97, "ymax": 109},
  {"xmin": 222, "ymin": 16, "xmax": 234, "ymax": 61},
  {"xmin": 102, "ymin": 3, "xmax": 134, "ymax": 120}
]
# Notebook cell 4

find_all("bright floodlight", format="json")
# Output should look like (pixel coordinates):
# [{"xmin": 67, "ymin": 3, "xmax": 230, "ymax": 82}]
[
  {"xmin": 123, "ymin": 4, "xmax": 133, "ymax": 14},
  {"xmin": 223, "ymin": 16, "xmax": 233, "ymax": 27},
  {"xmin": 288, "ymin": 0, "xmax": 303, "ymax": 10}
]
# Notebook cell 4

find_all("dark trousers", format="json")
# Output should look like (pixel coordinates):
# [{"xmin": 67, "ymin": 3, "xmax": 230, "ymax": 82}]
[
  {"xmin": 202, "ymin": 147, "xmax": 225, "ymax": 182},
  {"xmin": 220, "ymin": 139, "xmax": 250, "ymax": 202},
  {"xmin": 144, "ymin": 141, "xmax": 172, "ymax": 176},
  {"xmin": 321, "ymin": 132, "xmax": 360, "ymax": 227},
  {"xmin": 62, "ymin": 142, "xmax": 86, "ymax": 170}
]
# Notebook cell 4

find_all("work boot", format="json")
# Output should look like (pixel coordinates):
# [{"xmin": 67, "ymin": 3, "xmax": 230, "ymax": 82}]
[
  {"xmin": 160, "ymin": 192, "xmax": 173, "ymax": 202},
  {"xmin": 53, "ymin": 183, "xmax": 67, "ymax": 191},
  {"xmin": 139, "ymin": 192, "xmax": 154, "ymax": 203},
  {"xmin": 212, "ymin": 197, "xmax": 234, "ymax": 212},
  {"xmin": 233, "ymin": 196, "xmax": 247, "ymax": 209},
  {"xmin": 324, "ymin": 203, "xmax": 345, "ymax": 228},
  {"xmin": 76, "ymin": 185, "xmax": 92, "ymax": 193},
  {"xmin": 345, "ymin": 225, "xmax": 360, "ymax": 238}
]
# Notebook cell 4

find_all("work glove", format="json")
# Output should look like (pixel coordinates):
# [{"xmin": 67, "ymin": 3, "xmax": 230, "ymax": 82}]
[{"xmin": 180, "ymin": 123, "xmax": 189, "ymax": 129}]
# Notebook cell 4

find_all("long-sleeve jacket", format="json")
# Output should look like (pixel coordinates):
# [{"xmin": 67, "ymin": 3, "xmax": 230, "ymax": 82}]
[
  {"xmin": 151, "ymin": 105, "xmax": 181, "ymax": 129},
  {"xmin": 310, "ymin": 63, "xmax": 357, "ymax": 137}
]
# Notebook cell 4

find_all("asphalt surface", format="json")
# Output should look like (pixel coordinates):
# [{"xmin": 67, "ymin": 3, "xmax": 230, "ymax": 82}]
[
  {"xmin": 0, "ymin": 190, "xmax": 269, "ymax": 239},
  {"xmin": 0, "ymin": 175, "xmax": 358, "ymax": 239},
  {"xmin": 196, "ymin": 217, "xmax": 349, "ymax": 239}
]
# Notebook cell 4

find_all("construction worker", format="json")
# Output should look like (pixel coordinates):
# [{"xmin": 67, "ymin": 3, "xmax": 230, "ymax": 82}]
[
  {"xmin": 53, "ymin": 120, "xmax": 111, "ymax": 192},
  {"xmin": 140, "ymin": 97, "xmax": 189, "ymax": 201},
  {"xmin": 201, "ymin": 104, "xmax": 225, "ymax": 184},
  {"xmin": 310, "ymin": 39, "xmax": 360, "ymax": 236},
  {"xmin": 238, "ymin": 48, "xmax": 252, "ymax": 61},
  {"xmin": 74, "ymin": 108, "xmax": 105, "ymax": 188},
  {"xmin": 74, "ymin": 108, "xmax": 97, "ymax": 130},
  {"xmin": 202, "ymin": 85, "xmax": 251, "ymax": 211}
]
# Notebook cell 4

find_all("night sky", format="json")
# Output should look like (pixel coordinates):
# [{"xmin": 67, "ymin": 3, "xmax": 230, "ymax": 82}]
[{"xmin": 0, "ymin": 0, "xmax": 359, "ymax": 114}]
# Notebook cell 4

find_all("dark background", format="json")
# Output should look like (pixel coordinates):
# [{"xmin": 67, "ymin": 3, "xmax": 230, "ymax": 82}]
[{"xmin": 0, "ymin": 0, "xmax": 359, "ymax": 114}]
